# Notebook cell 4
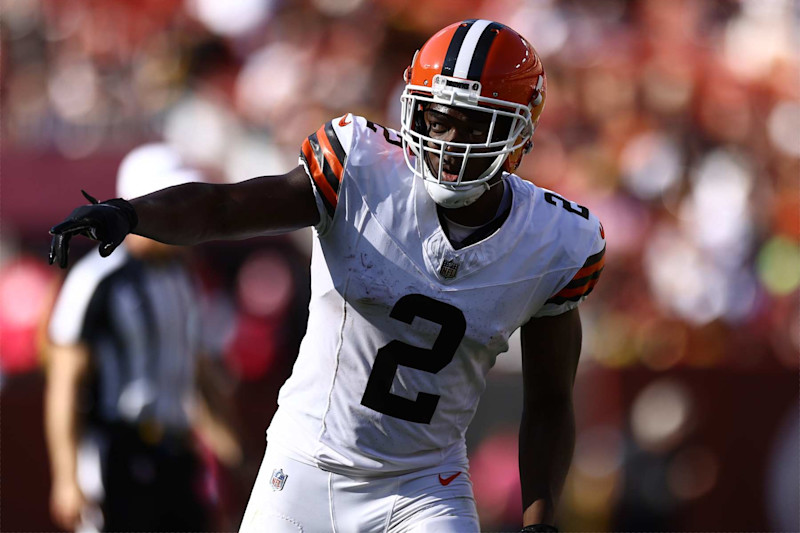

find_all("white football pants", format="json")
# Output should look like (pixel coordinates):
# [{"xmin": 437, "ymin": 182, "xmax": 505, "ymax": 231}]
[{"xmin": 239, "ymin": 445, "xmax": 479, "ymax": 532}]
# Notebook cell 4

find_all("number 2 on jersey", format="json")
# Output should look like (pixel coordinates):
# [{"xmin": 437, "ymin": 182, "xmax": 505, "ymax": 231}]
[{"xmin": 361, "ymin": 294, "xmax": 466, "ymax": 424}]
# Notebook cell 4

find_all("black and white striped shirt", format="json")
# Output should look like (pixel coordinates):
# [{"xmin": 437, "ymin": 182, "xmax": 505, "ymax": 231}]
[{"xmin": 49, "ymin": 245, "xmax": 200, "ymax": 431}]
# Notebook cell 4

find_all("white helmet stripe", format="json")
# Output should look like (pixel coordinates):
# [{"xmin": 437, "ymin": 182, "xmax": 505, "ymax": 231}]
[{"xmin": 452, "ymin": 19, "xmax": 492, "ymax": 78}]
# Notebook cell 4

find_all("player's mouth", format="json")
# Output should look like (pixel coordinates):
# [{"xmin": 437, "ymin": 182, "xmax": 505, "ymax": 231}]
[
  {"xmin": 441, "ymin": 170, "xmax": 460, "ymax": 183},
  {"xmin": 426, "ymin": 155, "xmax": 462, "ymax": 183},
  {"xmin": 425, "ymin": 152, "xmax": 485, "ymax": 185}
]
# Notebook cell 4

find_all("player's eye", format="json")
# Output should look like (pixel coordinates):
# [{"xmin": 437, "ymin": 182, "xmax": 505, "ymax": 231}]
[
  {"xmin": 470, "ymin": 129, "xmax": 488, "ymax": 140},
  {"xmin": 428, "ymin": 121, "xmax": 448, "ymax": 134}
]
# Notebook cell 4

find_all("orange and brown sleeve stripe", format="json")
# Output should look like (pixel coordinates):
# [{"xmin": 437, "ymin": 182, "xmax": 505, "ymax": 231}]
[
  {"xmin": 300, "ymin": 121, "xmax": 347, "ymax": 218},
  {"xmin": 546, "ymin": 245, "xmax": 605, "ymax": 305}
]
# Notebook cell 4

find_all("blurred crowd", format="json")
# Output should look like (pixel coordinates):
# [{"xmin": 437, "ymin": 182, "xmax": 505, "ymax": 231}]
[{"xmin": 1, "ymin": 0, "xmax": 798, "ymax": 531}]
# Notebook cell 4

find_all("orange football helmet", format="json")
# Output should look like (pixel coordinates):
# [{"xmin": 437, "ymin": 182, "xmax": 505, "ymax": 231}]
[{"xmin": 400, "ymin": 19, "xmax": 546, "ymax": 207}]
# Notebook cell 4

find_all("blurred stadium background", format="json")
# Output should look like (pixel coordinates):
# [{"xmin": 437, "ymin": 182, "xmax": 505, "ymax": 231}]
[{"xmin": 1, "ymin": 0, "xmax": 798, "ymax": 531}]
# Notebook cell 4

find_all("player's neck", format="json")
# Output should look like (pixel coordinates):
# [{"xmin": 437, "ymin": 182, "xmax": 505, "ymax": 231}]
[{"xmin": 439, "ymin": 179, "xmax": 505, "ymax": 227}]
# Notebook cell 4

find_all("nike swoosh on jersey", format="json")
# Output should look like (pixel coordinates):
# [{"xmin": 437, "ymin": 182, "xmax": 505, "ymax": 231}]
[
  {"xmin": 438, "ymin": 472, "xmax": 462, "ymax": 486},
  {"xmin": 339, "ymin": 114, "xmax": 351, "ymax": 126}
]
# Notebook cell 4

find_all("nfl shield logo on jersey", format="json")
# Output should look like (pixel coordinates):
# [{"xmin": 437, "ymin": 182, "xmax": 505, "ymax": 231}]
[
  {"xmin": 270, "ymin": 468, "xmax": 288, "ymax": 491},
  {"xmin": 439, "ymin": 258, "xmax": 460, "ymax": 279}
]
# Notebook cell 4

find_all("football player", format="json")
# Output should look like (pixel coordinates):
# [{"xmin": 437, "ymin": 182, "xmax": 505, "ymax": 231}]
[{"xmin": 50, "ymin": 20, "xmax": 605, "ymax": 532}]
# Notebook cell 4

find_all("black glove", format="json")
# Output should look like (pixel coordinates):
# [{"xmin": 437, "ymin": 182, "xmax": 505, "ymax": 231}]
[
  {"xmin": 521, "ymin": 525, "xmax": 558, "ymax": 533},
  {"xmin": 49, "ymin": 190, "xmax": 138, "ymax": 268}
]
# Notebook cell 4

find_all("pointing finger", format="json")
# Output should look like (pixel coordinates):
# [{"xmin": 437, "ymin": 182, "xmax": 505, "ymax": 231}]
[
  {"xmin": 50, "ymin": 221, "xmax": 92, "ymax": 236},
  {"xmin": 49, "ymin": 233, "xmax": 71, "ymax": 269}
]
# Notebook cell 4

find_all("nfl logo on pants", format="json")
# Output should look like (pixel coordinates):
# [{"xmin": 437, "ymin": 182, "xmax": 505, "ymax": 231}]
[{"xmin": 270, "ymin": 468, "xmax": 288, "ymax": 491}]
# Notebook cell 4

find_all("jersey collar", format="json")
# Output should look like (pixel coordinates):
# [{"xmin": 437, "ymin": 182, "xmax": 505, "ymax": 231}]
[{"xmin": 413, "ymin": 174, "xmax": 532, "ymax": 284}]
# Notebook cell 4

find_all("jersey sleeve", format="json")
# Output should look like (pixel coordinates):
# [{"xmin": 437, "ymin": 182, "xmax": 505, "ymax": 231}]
[
  {"xmin": 534, "ymin": 219, "xmax": 606, "ymax": 317},
  {"xmin": 299, "ymin": 114, "xmax": 356, "ymax": 234}
]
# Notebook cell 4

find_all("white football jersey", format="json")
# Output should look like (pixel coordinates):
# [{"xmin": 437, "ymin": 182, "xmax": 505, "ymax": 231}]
[{"xmin": 267, "ymin": 114, "xmax": 605, "ymax": 476}]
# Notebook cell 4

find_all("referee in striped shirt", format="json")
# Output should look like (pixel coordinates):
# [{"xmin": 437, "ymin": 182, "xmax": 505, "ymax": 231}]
[{"xmin": 45, "ymin": 144, "xmax": 231, "ymax": 532}]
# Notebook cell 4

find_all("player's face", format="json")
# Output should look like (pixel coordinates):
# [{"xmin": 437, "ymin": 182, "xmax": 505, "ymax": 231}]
[{"xmin": 422, "ymin": 104, "xmax": 508, "ymax": 183}]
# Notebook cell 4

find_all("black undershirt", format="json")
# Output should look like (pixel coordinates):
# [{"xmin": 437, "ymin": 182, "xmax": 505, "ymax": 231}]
[{"xmin": 437, "ymin": 180, "xmax": 512, "ymax": 250}]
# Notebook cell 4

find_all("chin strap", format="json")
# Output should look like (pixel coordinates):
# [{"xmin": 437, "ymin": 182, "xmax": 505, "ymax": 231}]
[
  {"xmin": 423, "ymin": 180, "xmax": 486, "ymax": 208},
  {"xmin": 423, "ymin": 174, "xmax": 505, "ymax": 209},
  {"xmin": 486, "ymin": 175, "xmax": 505, "ymax": 190}
]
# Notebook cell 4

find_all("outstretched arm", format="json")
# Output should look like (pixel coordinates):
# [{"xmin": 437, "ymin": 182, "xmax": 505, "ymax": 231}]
[
  {"xmin": 49, "ymin": 165, "xmax": 319, "ymax": 267},
  {"xmin": 132, "ymin": 165, "xmax": 319, "ymax": 243},
  {"xmin": 518, "ymin": 308, "xmax": 582, "ymax": 529}
]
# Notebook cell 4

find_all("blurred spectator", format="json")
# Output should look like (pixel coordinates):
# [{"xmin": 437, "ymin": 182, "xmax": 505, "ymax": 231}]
[
  {"xmin": 44, "ymin": 144, "xmax": 240, "ymax": 532},
  {"xmin": 0, "ymin": 256, "xmax": 57, "ymax": 376}
]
